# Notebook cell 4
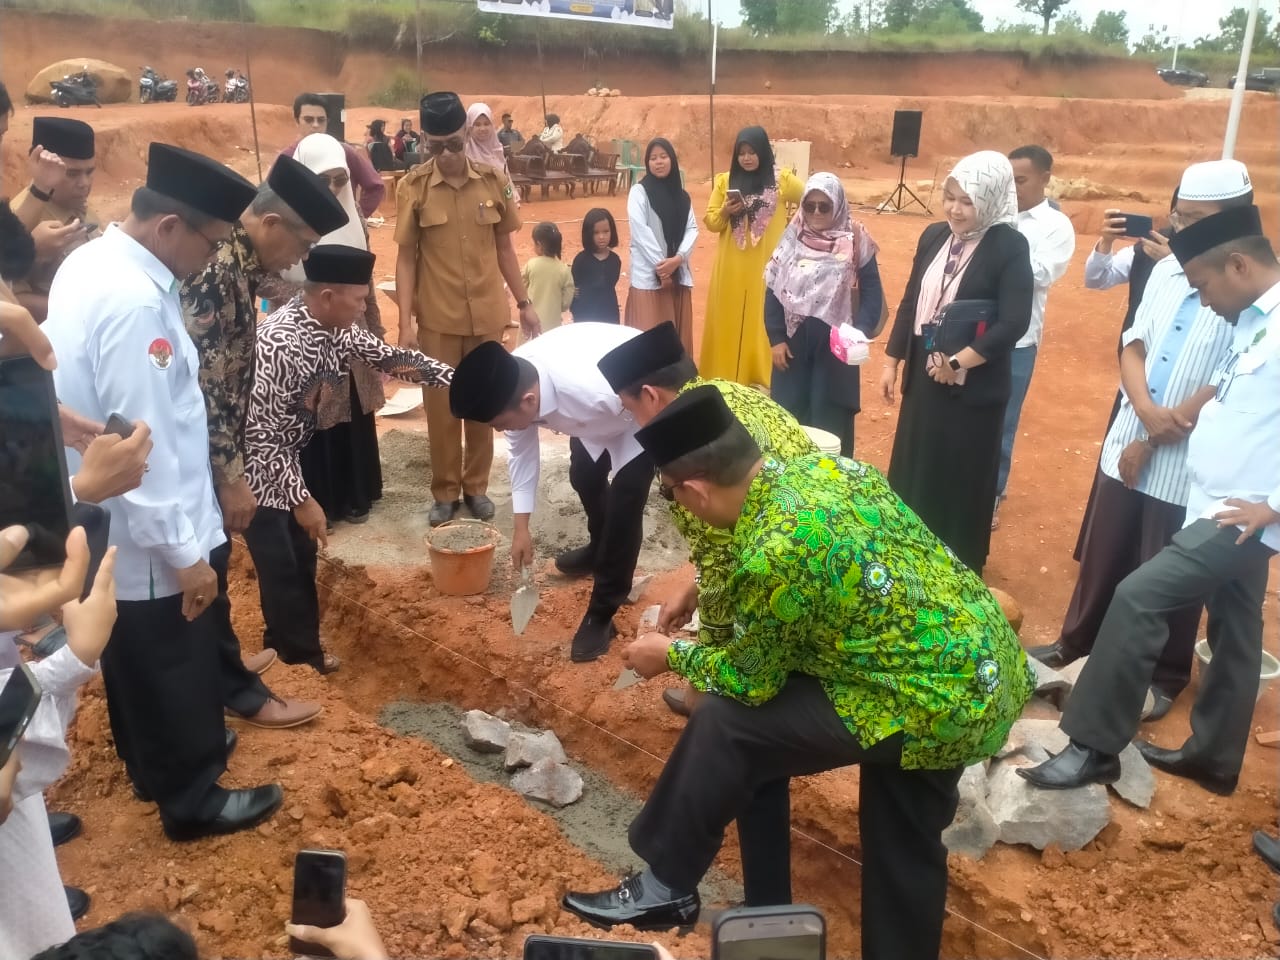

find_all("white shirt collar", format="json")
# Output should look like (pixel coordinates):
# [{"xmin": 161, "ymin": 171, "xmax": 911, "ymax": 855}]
[
  {"xmin": 1018, "ymin": 199, "xmax": 1054, "ymax": 221},
  {"xmin": 103, "ymin": 223, "xmax": 177, "ymax": 295},
  {"xmin": 1250, "ymin": 279, "xmax": 1280, "ymax": 319}
]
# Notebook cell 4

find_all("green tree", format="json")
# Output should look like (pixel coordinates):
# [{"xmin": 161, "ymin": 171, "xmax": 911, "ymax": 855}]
[
  {"xmin": 1016, "ymin": 0, "xmax": 1072, "ymax": 36},
  {"xmin": 1053, "ymin": 11, "xmax": 1086, "ymax": 35},
  {"xmin": 883, "ymin": 0, "xmax": 982, "ymax": 33},
  {"xmin": 1195, "ymin": 6, "xmax": 1277, "ymax": 53},
  {"xmin": 1090, "ymin": 10, "xmax": 1129, "ymax": 47},
  {"xmin": 740, "ymin": 0, "xmax": 837, "ymax": 34},
  {"xmin": 1133, "ymin": 23, "xmax": 1172, "ymax": 55}
]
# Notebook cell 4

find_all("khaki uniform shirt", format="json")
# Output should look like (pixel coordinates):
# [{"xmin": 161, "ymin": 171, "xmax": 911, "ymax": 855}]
[
  {"xmin": 394, "ymin": 159, "xmax": 520, "ymax": 337},
  {"xmin": 10, "ymin": 187, "xmax": 101, "ymax": 297}
]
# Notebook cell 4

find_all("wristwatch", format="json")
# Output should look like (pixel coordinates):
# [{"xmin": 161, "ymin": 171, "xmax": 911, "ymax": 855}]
[
  {"xmin": 948, "ymin": 356, "xmax": 962, "ymax": 372},
  {"xmin": 515, "ymin": 298, "xmax": 532, "ymax": 309},
  {"xmin": 29, "ymin": 183, "xmax": 53, "ymax": 202}
]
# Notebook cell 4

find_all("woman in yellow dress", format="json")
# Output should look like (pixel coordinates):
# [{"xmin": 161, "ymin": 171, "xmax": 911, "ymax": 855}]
[{"xmin": 698, "ymin": 126, "xmax": 804, "ymax": 388}]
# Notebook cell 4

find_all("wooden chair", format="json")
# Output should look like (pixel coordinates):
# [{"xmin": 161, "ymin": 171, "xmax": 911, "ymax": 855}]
[
  {"xmin": 586, "ymin": 150, "xmax": 620, "ymax": 196},
  {"xmin": 508, "ymin": 154, "xmax": 534, "ymax": 204}
]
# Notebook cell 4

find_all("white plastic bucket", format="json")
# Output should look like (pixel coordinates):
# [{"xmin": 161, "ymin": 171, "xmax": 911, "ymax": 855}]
[
  {"xmin": 802, "ymin": 425, "xmax": 842, "ymax": 456},
  {"xmin": 1194, "ymin": 639, "xmax": 1280, "ymax": 702}
]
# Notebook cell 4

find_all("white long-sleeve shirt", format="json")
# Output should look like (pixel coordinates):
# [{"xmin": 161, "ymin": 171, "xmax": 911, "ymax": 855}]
[
  {"xmin": 506, "ymin": 323, "xmax": 643, "ymax": 516},
  {"xmin": 626, "ymin": 183, "xmax": 699, "ymax": 290},
  {"xmin": 1084, "ymin": 244, "xmax": 1136, "ymax": 291},
  {"xmin": 1013, "ymin": 199, "xmax": 1076, "ymax": 348},
  {"xmin": 43, "ymin": 226, "xmax": 226, "ymax": 600}
]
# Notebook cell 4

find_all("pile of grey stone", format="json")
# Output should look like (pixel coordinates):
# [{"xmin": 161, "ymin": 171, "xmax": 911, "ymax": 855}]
[
  {"xmin": 943, "ymin": 655, "xmax": 1156, "ymax": 860},
  {"xmin": 461, "ymin": 710, "xmax": 583, "ymax": 808}
]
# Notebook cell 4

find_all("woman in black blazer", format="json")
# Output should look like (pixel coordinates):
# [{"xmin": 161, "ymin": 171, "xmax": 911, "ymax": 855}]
[{"xmin": 879, "ymin": 151, "xmax": 1033, "ymax": 574}]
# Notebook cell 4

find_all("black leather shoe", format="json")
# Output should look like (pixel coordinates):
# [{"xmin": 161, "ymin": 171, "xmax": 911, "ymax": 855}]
[
  {"xmin": 134, "ymin": 728, "xmax": 238, "ymax": 803},
  {"xmin": 570, "ymin": 615, "xmax": 617, "ymax": 663},
  {"xmin": 555, "ymin": 544, "xmax": 596, "ymax": 578},
  {"xmin": 463, "ymin": 494, "xmax": 495, "ymax": 521},
  {"xmin": 1253, "ymin": 831, "xmax": 1280, "ymax": 873},
  {"xmin": 1025, "ymin": 641, "xmax": 1080, "ymax": 671},
  {"xmin": 1017, "ymin": 740, "xmax": 1120, "ymax": 789},
  {"xmin": 48, "ymin": 811, "xmax": 82, "ymax": 847},
  {"xmin": 1142, "ymin": 687, "xmax": 1176, "ymax": 722},
  {"xmin": 429, "ymin": 500, "xmax": 462, "ymax": 527},
  {"xmin": 1135, "ymin": 740, "xmax": 1237, "ymax": 795},
  {"xmin": 562, "ymin": 874, "xmax": 700, "ymax": 931},
  {"xmin": 64, "ymin": 886, "xmax": 90, "ymax": 921},
  {"xmin": 162, "ymin": 784, "xmax": 284, "ymax": 842},
  {"xmin": 662, "ymin": 688, "xmax": 691, "ymax": 718}
]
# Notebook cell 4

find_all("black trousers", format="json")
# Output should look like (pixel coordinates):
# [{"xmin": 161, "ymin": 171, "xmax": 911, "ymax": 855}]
[
  {"xmin": 567, "ymin": 438, "xmax": 653, "ymax": 619},
  {"xmin": 630, "ymin": 675, "xmax": 963, "ymax": 960},
  {"xmin": 101, "ymin": 593, "xmax": 227, "ymax": 824},
  {"xmin": 242, "ymin": 506, "xmax": 324, "ymax": 670},
  {"xmin": 1059, "ymin": 470, "xmax": 1201, "ymax": 696},
  {"xmin": 1063, "ymin": 519, "xmax": 1275, "ymax": 774},
  {"xmin": 210, "ymin": 542, "xmax": 272, "ymax": 716}
]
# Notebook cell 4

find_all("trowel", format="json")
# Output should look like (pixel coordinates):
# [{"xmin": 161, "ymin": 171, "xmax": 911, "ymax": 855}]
[{"xmin": 511, "ymin": 566, "xmax": 539, "ymax": 635}]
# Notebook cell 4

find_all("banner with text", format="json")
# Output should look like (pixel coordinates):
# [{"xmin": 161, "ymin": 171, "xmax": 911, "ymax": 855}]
[{"xmin": 476, "ymin": 0, "xmax": 674, "ymax": 30}]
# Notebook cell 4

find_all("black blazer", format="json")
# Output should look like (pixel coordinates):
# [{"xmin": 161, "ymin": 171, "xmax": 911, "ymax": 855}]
[{"xmin": 886, "ymin": 221, "xmax": 1033, "ymax": 407}]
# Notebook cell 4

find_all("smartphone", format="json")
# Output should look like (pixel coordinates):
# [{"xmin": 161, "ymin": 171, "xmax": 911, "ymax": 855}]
[
  {"xmin": 524, "ymin": 936, "xmax": 660, "ymax": 960},
  {"xmin": 0, "ymin": 356, "xmax": 74, "ymax": 573},
  {"xmin": 1122, "ymin": 214, "xmax": 1154, "ymax": 239},
  {"xmin": 0, "ymin": 663, "xmax": 43, "ymax": 769},
  {"xmin": 726, "ymin": 189, "xmax": 744, "ymax": 204},
  {"xmin": 70, "ymin": 502, "xmax": 110, "ymax": 602},
  {"xmin": 713, "ymin": 905, "xmax": 826, "ymax": 960},
  {"xmin": 103, "ymin": 413, "xmax": 135, "ymax": 439},
  {"xmin": 290, "ymin": 849, "xmax": 347, "ymax": 958}
]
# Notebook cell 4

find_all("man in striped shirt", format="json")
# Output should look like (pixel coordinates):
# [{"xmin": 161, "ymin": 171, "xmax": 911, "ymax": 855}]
[{"xmin": 1028, "ymin": 159, "xmax": 1254, "ymax": 720}]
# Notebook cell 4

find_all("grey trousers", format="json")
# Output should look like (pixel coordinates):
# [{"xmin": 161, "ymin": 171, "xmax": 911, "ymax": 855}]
[{"xmin": 1062, "ymin": 518, "xmax": 1274, "ymax": 775}]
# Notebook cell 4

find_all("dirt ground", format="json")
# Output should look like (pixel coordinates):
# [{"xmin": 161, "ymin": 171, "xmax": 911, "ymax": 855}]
[{"xmin": 5, "ymin": 24, "xmax": 1280, "ymax": 960}]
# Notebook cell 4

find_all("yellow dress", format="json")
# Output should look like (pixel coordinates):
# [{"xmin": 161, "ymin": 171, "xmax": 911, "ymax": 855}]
[{"xmin": 698, "ymin": 168, "xmax": 804, "ymax": 388}]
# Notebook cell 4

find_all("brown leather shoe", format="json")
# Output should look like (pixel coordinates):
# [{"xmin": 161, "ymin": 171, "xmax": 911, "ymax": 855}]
[
  {"xmin": 243, "ymin": 649, "xmax": 277, "ymax": 675},
  {"xmin": 234, "ymin": 697, "xmax": 323, "ymax": 729},
  {"xmin": 319, "ymin": 652, "xmax": 341, "ymax": 675}
]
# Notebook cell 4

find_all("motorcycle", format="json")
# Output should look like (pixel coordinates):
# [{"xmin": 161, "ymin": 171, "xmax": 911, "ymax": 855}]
[
  {"xmin": 224, "ymin": 69, "xmax": 250, "ymax": 104},
  {"xmin": 186, "ymin": 67, "xmax": 220, "ymax": 106},
  {"xmin": 139, "ymin": 66, "xmax": 177, "ymax": 103},
  {"xmin": 50, "ymin": 69, "xmax": 101, "ymax": 108}
]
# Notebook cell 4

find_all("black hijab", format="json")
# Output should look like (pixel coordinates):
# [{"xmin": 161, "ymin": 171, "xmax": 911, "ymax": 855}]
[
  {"xmin": 727, "ymin": 126, "xmax": 776, "ymax": 196},
  {"xmin": 640, "ymin": 138, "xmax": 691, "ymax": 258}
]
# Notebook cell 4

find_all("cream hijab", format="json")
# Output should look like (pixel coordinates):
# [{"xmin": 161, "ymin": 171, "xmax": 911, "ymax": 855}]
[
  {"xmin": 946, "ymin": 151, "xmax": 1018, "ymax": 241},
  {"xmin": 283, "ymin": 133, "xmax": 367, "ymax": 283}
]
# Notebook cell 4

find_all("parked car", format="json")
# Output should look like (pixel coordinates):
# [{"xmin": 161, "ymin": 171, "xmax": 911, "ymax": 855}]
[
  {"xmin": 1228, "ymin": 68, "xmax": 1280, "ymax": 92},
  {"xmin": 1157, "ymin": 67, "xmax": 1209, "ymax": 88}
]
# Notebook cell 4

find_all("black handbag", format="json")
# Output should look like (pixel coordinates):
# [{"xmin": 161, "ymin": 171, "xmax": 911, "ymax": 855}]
[{"xmin": 922, "ymin": 299, "xmax": 998, "ymax": 355}]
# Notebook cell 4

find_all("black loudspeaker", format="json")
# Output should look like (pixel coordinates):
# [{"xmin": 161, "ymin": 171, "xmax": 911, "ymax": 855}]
[
  {"xmin": 316, "ymin": 92, "xmax": 346, "ymax": 142},
  {"xmin": 890, "ymin": 110, "xmax": 923, "ymax": 159}
]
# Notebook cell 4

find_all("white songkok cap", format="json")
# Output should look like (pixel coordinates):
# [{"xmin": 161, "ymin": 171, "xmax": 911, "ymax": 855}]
[{"xmin": 1178, "ymin": 160, "xmax": 1253, "ymax": 202}]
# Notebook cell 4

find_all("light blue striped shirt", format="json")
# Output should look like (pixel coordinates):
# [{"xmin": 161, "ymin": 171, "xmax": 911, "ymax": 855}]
[{"xmin": 1099, "ymin": 256, "xmax": 1235, "ymax": 506}]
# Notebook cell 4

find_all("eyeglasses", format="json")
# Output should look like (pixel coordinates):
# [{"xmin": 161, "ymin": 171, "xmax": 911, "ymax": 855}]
[
  {"xmin": 944, "ymin": 238, "xmax": 967, "ymax": 275},
  {"xmin": 182, "ymin": 218, "xmax": 222, "ymax": 256},
  {"xmin": 320, "ymin": 172, "xmax": 350, "ymax": 190},
  {"xmin": 655, "ymin": 470, "xmax": 704, "ymax": 501},
  {"xmin": 802, "ymin": 200, "xmax": 833, "ymax": 215},
  {"xmin": 424, "ymin": 137, "xmax": 467, "ymax": 156},
  {"xmin": 1170, "ymin": 210, "xmax": 1206, "ymax": 231}
]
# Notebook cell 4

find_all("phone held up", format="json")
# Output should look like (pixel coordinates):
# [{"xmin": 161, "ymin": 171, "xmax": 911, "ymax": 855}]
[
  {"xmin": 524, "ymin": 935, "xmax": 659, "ymax": 960},
  {"xmin": 290, "ymin": 849, "xmax": 347, "ymax": 958},
  {"xmin": 712, "ymin": 905, "xmax": 826, "ymax": 960},
  {"xmin": 0, "ymin": 663, "xmax": 43, "ymax": 770},
  {"xmin": 104, "ymin": 412, "xmax": 136, "ymax": 439},
  {"xmin": 1121, "ymin": 213, "xmax": 1154, "ymax": 239}
]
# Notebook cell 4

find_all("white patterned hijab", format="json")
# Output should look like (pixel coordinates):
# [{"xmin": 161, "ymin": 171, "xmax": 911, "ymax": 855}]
[{"xmin": 946, "ymin": 151, "xmax": 1018, "ymax": 241}]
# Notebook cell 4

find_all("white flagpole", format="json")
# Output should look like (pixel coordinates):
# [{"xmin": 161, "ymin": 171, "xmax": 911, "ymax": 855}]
[{"xmin": 1223, "ymin": 0, "xmax": 1261, "ymax": 160}]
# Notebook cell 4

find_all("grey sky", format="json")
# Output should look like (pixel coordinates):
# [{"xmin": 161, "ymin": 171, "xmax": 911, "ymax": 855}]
[{"xmin": 703, "ymin": 0, "xmax": 1278, "ymax": 46}]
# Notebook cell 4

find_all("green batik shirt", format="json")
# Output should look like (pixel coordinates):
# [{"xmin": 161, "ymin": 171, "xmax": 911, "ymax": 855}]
[
  {"xmin": 671, "ymin": 377, "xmax": 818, "ymax": 647},
  {"xmin": 668, "ymin": 455, "xmax": 1035, "ymax": 769}
]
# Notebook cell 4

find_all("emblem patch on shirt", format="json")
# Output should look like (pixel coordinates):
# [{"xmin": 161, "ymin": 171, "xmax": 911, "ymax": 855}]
[
  {"xmin": 148, "ymin": 338, "xmax": 174, "ymax": 370},
  {"xmin": 503, "ymin": 184, "xmax": 513, "ymax": 200}
]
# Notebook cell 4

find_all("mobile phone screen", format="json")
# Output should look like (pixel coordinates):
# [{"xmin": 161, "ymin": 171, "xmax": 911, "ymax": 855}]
[
  {"xmin": 715, "ymin": 909, "xmax": 825, "ymax": 960},
  {"xmin": 290, "ymin": 850, "xmax": 347, "ymax": 958},
  {"xmin": 1123, "ymin": 214, "xmax": 1154, "ymax": 239},
  {"xmin": 0, "ymin": 356, "xmax": 73, "ymax": 571},
  {"xmin": 0, "ymin": 664, "xmax": 43, "ymax": 769},
  {"xmin": 524, "ymin": 936, "xmax": 659, "ymax": 960}
]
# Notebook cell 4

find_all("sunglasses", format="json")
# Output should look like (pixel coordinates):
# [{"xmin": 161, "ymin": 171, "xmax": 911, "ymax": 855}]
[
  {"xmin": 944, "ymin": 237, "xmax": 967, "ymax": 275},
  {"xmin": 802, "ymin": 200, "xmax": 833, "ymax": 215},
  {"xmin": 425, "ymin": 137, "xmax": 467, "ymax": 156}
]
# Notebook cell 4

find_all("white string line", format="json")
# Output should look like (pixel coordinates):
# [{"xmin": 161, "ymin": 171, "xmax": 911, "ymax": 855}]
[{"xmin": 315, "ymin": 573, "xmax": 1048, "ymax": 960}]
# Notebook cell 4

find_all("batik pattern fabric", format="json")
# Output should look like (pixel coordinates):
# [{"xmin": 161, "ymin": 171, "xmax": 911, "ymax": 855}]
[
  {"xmin": 669, "ymin": 378, "xmax": 818, "ymax": 648},
  {"xmin": 181, "ymin": 224, "xmax": 268, "ymax": 486},
  {"xmin": 245, "ymin": 296, "xmax": 452, "ymax": 511},
  {"xmin": 668, "ymin": 454, "xmax": 1035, "ymax": 769}
]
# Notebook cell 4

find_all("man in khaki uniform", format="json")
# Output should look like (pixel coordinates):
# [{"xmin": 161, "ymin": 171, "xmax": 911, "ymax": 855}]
[
  {"xmin": 11, "ymin": 117, "xmax": 102, "ymax": 321},
  {"xmin": 395, "ymin": 91, "xmax": 539, "ymax": 527}
]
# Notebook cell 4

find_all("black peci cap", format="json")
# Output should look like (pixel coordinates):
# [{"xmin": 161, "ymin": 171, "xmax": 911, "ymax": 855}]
[
  {"xmin": 597, "ymin": 322, "xmax": 687, "ymax": 393},
  {"xmin": 146, "ymin": 143, "xmax": 257, "ymax": 223},
  {"xmin": 421, "ymin": 91, "xmax": 467, "ymax": 137},
  {"xmin": 266, "ymin": 156, "xmax": 348, "ymax": 236},
  {"xmin": 302, "ymin": 244, "xmax": 375, "ymax": 285},
  {"xmin": 635, "ymin": 384, "xmax": 738, "ymax": 467},
  {"xmin": 1169, "ymin": 204, "xmax": 1265, "ymax": 267},
  {"xmin": 449, "ymin": 340, "xmax": 521, "ymax": 422},
  {"xmin": 32, "ymin": 117, "xmax": 94, "ymax": 160}
]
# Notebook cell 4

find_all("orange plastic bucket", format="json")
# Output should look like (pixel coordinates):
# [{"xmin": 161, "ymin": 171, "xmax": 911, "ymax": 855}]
[{"xmin": 424, "ymin": 521, "xmax": 502, "ymax": 596}]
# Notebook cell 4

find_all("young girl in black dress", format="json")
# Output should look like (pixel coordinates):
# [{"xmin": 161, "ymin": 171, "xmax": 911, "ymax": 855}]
[{"xmin": 571, "ymin": 208, "xmax": 622, "ymax": 323}]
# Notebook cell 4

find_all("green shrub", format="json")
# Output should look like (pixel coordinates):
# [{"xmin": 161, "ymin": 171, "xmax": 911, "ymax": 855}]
[{"xmin": 368, "ymin": 67, "xmax": 422, "ymax": 108}]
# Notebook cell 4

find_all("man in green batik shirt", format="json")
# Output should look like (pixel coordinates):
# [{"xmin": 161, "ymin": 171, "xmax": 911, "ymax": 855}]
[{"xmin": 562, "ymin": 386, "xmax": 1034, "ymax": 960}]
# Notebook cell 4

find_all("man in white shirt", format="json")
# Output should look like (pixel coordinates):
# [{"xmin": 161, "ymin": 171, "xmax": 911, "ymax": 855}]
[
  {"xmin": 995, "ymin": 145, "xmax": 1076, "ymax": 525},
  {"xmin": 1029, "ymin": 161, "xmax": 1254, "ymax": 721},
  {"xmin": 1020, "ymin": 203, "xmax": 1280, "ymax": 795},
  {"xmin": 449, "ymin": 325, "xmax": 651, "ymax": 662},
  {"xmin": 42, "ymin": 143, "xmax": 285, "ymax": 841}
]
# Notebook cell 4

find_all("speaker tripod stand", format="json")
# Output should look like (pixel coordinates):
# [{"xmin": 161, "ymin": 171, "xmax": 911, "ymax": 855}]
[{"xmin": 877, "ymin": 155, "xmax": 930, "ymax": 215}]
